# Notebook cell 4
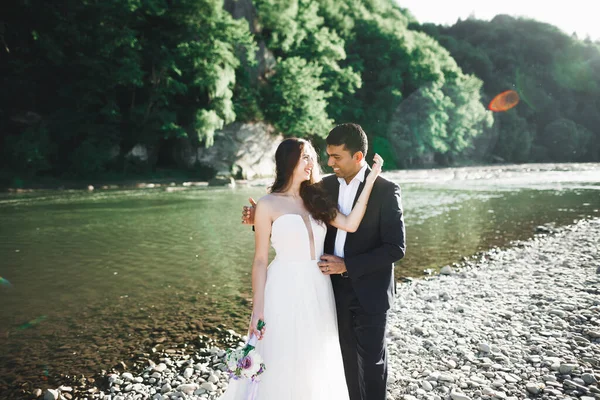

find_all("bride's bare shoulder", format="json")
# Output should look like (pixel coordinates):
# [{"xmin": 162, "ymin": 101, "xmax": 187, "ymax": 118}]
[
  {"xmin": 257, "ymin": 193, "xmax": 275, "ymax": 203},
  {"xmin": 255, "ymin": 194, "xmax": 279, "ymax": 211},
  {"xmin": 257, "ymin": 193, "xmax": 290, "ymax": 216},
  {"xmin": 255, "ymin": 194, "xmax": 288, "ymax": 224}
]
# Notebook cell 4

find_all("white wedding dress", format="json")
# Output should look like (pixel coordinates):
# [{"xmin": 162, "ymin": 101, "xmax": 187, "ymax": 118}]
[{"xmin": 218, "ymin": 214, "xmax": 349, "ymax": 400}]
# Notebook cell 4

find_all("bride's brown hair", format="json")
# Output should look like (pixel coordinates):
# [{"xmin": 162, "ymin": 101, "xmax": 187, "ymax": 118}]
[{"xmin": 270, "ymin": 138, "xmax": 338, "ymax": 223}]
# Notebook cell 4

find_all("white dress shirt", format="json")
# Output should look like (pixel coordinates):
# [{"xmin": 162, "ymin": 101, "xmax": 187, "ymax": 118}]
[{"xmin": 334, "ymin": 163, "xmax": 368, "ymax": 258}]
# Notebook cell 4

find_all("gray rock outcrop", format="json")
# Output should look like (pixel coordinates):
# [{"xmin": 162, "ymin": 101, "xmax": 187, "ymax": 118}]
[{"xmin": 197, "ymin": 122, "xmax": 282, "ymax": 179}]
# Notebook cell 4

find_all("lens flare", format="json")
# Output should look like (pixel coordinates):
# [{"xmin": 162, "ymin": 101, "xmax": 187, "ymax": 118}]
[{"xmin": 488, "ymin": 90, "xmax": 520, "ymax": 112}]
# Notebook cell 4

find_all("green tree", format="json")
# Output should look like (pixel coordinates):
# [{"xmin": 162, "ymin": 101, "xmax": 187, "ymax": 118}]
[
  {"xmin": 254, "ymin": 0, "xmax": 360, "ymax": 131},
  {"xmin": 491, "ymin": 112, "xmax": 534, "ymax": 163},
  {"xmin": 125, "ymin": 0, "xmax": 255, "ymax": 148},
  {"xmin": 0, "ymin": 0, "xmax": 254, "ymax": 177},
  {"xmin": 264, "ymin": 57, "xmax": 333, "ymax": 137},
  {"xmin": 541, "ymin": 118, "xmax": 593, "ymax": 162}
]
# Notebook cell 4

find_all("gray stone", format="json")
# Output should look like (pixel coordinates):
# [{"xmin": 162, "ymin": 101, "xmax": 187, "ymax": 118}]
[
  {"xmin": 559, "ymin": 363, "xmax": 578, "ymax": 374},
  {"xmin": 161, "ymin": 383, "xmax": 172, "ymax": 394},
  {"xmin": 479, "ymin": 343, "xmax": 491, "ymax": 353},
  {"xmin": 450, "ymin": 392, "xmax": 471, "ymax": 400},
  {"xmin": 177, "ymin": 384, "xmax": 198, "ymax": 395},
  {"xmin": 196, "ymin": 122, "xmax": 283, "ymax": 179},
  {"xmin": 154, "ymin": 363, "xmax": 168, "ymax": 373},
  {"xmin": 200, "ymin": 382, "xmax": 217, "ymax": 392},
  {"xmin": 439, "ymin": 373, "xmax": 455, "ymax": 382},
  {"xmin": 421, "ymin": 380, "xmax": 433, "ymax": 391},
  {"xmin": 573, "ymin": 377, "xmax": 586, "ymax": 386},
  {"xmin": 574, "ymin": 336, "xmax": 591, "ymax": 344},
  {"xmin": 43, "ymin": 390, "xmax": 59, "ymax": 400},
  {"xmin": 440, "ymin": 266, "xmax": 454, "ymax": 275},
  {"xmin": 543, "ymin": 388, "xmax": 563, "ymax": 396},
  {"xmin": 549, "ymin": 309, "xmax": 567, "ymax": 318},
  {"xmin": 526, "ymin": 382, "xmax": 544, "ymax": 395},
  {"xmin": 563, "ymin": 379, "xmax": 589, "ymax": 392},
  {"xmin": 582, "ymin": 373, "xmax": 598, "ymax": 385},
  {"xmin": 133, "ymin": 383, "xmax": 145, "ymax": 392}
]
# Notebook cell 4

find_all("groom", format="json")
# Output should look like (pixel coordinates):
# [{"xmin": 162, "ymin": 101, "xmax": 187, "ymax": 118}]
[{"xmin": 244, "ymin": 123, "xmax": 406, "ymax": 400}]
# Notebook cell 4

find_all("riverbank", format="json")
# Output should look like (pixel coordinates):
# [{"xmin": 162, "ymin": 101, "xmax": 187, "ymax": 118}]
[
  {"xmin": 0, "ymin": 174, "xmax": 212, "ymax": 192},
  {"xmin": 385, "ymin": 218, "xmax": 600, "ymax": 400},
  {"xmin": 4, "ymin": 162, "xmax": 599, "ymax": 192},
  {"xmin": 28, "ymin": 217, "xmax": 599, "ymax": 400}
]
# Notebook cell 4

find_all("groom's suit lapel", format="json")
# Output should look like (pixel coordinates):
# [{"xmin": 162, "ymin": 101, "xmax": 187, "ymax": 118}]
[
  {"xmin": 351, "ymin": 167, "xmax": 371, "ymax": 209},
  {"xmin": 324, "ymin": 176, "xmax": 341, "ymax": 255},
  {"xmin": 344, "ymin": 167, "xmax": 372, "ymax": 253},
  {"xmin": 331, "ymin": 177, "xmax": 340, "ymax": 205}
]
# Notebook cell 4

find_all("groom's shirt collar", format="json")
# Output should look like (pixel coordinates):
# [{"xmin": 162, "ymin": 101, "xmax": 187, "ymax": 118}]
[{"xmin": 337, "ymin": 163, "xmax": 368, "ymax": 186}]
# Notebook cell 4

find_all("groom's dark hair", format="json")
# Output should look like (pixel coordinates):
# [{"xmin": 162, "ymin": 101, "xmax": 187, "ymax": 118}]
[{"xmin": 326, "ymin": 123, "xmax": 368, "ymax": 157}]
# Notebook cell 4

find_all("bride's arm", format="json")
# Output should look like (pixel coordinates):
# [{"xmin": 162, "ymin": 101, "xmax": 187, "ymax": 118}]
[
  {"xmin": 330, "ymin": 154, "xmax": 383, "ymax": 233},
  {"xmin": 249, "ymin": 198, "xmax": 271, "ymax": 339}
]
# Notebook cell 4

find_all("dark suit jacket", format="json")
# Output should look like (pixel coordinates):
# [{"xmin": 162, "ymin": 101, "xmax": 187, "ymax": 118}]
[{"xmin": 323, "ymin": 168, "xmax": 406, "ymax": 314}]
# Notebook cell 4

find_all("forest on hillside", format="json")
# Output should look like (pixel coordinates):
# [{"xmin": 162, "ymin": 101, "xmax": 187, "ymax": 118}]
[
  {"xmin": 415, "ymin": 16, "xmax": 600, "ymax": 164},
  {"xmin": 1, "ymin": 0, "xmax": 599, "ymax": 183}
]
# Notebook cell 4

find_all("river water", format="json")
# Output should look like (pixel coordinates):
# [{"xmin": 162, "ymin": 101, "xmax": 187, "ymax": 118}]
[{"xmin": 0, "ymin": 163, "xmax": 599, "ymax": 393}]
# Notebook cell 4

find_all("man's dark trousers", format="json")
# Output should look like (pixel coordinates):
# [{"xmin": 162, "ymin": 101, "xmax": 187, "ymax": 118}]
[{"xmin": 332, "ymin": 274, "xmax": 389, "ymax": 400}]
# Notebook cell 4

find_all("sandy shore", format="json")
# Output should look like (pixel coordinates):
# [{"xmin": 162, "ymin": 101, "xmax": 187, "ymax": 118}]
[{"xmin": 35, "ymin": 218, "xmax": 600, "ymax": 400}]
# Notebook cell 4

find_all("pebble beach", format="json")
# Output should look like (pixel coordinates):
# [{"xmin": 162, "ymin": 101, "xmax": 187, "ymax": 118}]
[{"xmin": 36, "ymin": 218, "xmax": 600, "ymax": 400}]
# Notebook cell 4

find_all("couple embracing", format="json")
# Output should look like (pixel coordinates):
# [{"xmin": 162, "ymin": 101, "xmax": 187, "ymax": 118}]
[{"xmin": 220, "ymin": 123, "xmax": 406, "ymax": 400}]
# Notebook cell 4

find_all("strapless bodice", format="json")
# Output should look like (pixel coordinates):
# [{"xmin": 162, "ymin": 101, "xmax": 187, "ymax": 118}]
[{"xmin": 270, "ymin": 214, "xmax": 326, "ymax": 262}]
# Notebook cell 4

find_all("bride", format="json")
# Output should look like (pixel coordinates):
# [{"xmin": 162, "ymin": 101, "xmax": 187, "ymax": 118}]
[{"xmin": 219, "ymin": 138, "xmax": 382, "ymax": 400}]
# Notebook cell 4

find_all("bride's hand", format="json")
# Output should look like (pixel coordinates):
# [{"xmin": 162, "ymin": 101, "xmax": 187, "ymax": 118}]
[
  {"xmin": 249, "ymin": 312, "xmax": 266, "ymax": 340},
  {"xmin": 367, "ymin": 153, "xmax": 384, "ymax": 184}
]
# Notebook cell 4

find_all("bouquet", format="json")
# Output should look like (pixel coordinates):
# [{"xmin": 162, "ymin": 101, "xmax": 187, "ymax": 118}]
[{"xmin": 224, "ymin": 320, "xmax": 266, "ymax": 399}]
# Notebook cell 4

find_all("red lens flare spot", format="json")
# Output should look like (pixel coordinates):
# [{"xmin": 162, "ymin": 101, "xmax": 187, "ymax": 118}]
[{"xmin": 489, "ymin": 90, "xmax": 520, "ymax": 112}]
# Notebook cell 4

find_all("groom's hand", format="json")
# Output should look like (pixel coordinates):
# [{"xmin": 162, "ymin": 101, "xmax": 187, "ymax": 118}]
[
  {"xmin": 242, "ymin": 197, "xmax": 257, "ymax": 225},
  {"xmin": 318, "ymin": 254, "xmax": 347, "ymax": 275}
]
